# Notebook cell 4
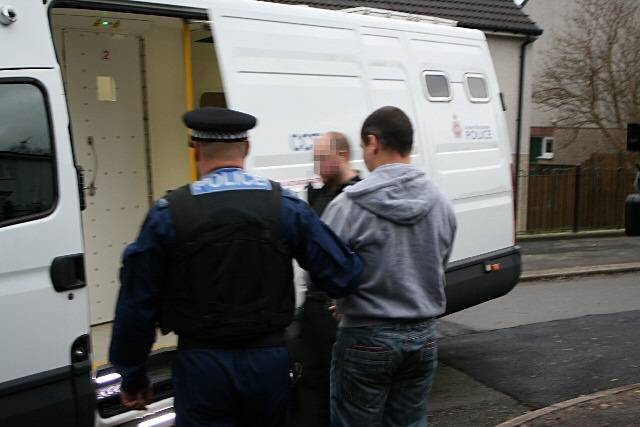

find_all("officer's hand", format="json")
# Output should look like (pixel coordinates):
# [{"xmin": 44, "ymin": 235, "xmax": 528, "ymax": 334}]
[
  {"xmin": 328, "ymin": 305, "xmax": 343, "ymax": 322},
  {"xmin": 121, "ymin": 385, "xmax": 153, "ymax": 410}
]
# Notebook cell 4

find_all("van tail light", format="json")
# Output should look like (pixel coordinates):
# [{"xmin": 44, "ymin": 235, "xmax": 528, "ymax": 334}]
[{"xmin": 485, "ymin": 262, "xmax": 502, "ymax": 273}]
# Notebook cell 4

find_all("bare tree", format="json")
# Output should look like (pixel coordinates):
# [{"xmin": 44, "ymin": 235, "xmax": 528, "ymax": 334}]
[{"xmin": 533, "ymin": 0, "xmax": 640, "ymax": 152}]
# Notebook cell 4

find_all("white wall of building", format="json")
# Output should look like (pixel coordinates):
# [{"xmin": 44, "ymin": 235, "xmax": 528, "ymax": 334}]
[
  {"xmin": 485, "ymin": 33, "xmax": 538, "ymax": 231},
  {"xmin": 524, "ymin": 0, "xmax": 577, "ymax": 127},
  {"xmin": 487, "ymin": 35, "xmax": 522, "ymax": 153}
]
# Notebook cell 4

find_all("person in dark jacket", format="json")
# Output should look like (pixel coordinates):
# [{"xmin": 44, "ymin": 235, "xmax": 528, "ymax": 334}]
[
  {"xmin": 293, "ymin": 132, "xmax": 361, "ymax": 427},
  {"xmin": 109, "ymin": 108, "xmax": 363, "ymax": 427},
  {"xmin": 307, "ymin": 132, "xmax": 361, "ymax": 217}
]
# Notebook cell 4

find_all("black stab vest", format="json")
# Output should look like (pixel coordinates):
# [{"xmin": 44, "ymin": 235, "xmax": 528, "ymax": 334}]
[
  {"xmin": 307, "ymin": 174, "xmax": 361, "ymax": 217},
  {"xmin": 159, "ymin": 181, "xmax": 294, "ymax": 343}
]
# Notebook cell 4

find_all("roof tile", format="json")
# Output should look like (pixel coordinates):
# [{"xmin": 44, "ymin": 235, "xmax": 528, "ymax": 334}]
[{"xmin": 263, "ymin": 0, "xmax": 543, "ymax": 36}]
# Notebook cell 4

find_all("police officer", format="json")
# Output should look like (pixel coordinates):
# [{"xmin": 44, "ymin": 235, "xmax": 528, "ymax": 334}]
[
  {"xmin": 307, "ymin": 132, "xmax": 362, "ymax": 216},
  {"xmin": 109, "ymin": 107, "xmax": 363, "ymax": 427},
  {"xmin": 293, "ymin": 132, "xmax": 361, "ymax": 427}
]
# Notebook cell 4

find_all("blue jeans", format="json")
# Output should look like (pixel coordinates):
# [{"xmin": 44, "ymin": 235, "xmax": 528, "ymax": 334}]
[
  {"xmin": 173, "ymin": 347, "xmax": 291, "ymax": 427},
  {"xmin": 330, "ymin": 320, "xmax": 437, "ymax": 427}
]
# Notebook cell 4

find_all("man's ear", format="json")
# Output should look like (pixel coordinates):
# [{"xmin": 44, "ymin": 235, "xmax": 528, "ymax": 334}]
[
  {"xmin": 368, "ymin": 134, "xmax": 381, "ymax": 154},
  {"xmin": 243, "ymin": 140, "xmax": 251, "ymax": 158},
  {"xmin": 193, "ymin": 141, "xmax": 201, "ymax": 162}
]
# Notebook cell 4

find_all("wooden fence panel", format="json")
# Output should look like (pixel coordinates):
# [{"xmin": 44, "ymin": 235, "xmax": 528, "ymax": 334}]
[
  {"xmin": 526, "ymin": 167, "xmax": 636, "ymax": 233},
  {"xmin": 578, "ymin": 169, "xmax": 636, "ymax": 229},
  {"xmin": 526, "ymin": 170, "xmax": 576, "ymax": 232}
]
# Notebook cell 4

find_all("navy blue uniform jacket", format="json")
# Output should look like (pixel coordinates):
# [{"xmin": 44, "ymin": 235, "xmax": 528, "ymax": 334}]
[{"xmin": 109, "ymin": 168, "xmax": 363, "ymax": 391}]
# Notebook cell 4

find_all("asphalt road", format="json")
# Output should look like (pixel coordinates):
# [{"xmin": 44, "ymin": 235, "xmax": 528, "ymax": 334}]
[
  {"xmin": 440, "ymin": 310, "xmax": 640, "ymax": 408},
  {"xmin": 429, "ymin": 272, "xmax": 640, "ymax": 427},
  {"xmin": 444, "ymin": 272, "xmax": 640, "ymax": 331}
]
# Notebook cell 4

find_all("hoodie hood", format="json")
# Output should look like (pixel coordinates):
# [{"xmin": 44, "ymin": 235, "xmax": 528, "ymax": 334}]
[{"xmin": 344, "ymin": 163, "xmax": 439, "ymax": 224}]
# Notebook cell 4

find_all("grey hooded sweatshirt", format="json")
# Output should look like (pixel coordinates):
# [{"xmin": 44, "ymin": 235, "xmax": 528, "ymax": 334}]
[{"xmin": 322, "ymin": 163, "xmax": 457, "ymax": 327}]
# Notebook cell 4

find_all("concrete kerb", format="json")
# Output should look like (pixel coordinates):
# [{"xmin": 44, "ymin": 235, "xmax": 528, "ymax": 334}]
[
  {"xmin": 495, "ymin": 383, "xmax": 640, "ymax": 427},
  {"xmin": 520, "ymin": 262, "xmax": 640, "ymax": 282},
  {"xmin": 517, "ymin": 229, "xmax": 626, "ymax": 242}
]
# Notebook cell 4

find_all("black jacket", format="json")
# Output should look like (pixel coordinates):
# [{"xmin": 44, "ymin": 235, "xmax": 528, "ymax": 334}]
[{"xmin": 306, "ymin": 174, "xmax": 361, "ymax": 217}]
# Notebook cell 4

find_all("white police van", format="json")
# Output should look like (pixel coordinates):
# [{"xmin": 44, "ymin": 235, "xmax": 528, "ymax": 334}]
[{"xmin": 0, "ymin": 0, "xmax": 521, "ymax": 425}]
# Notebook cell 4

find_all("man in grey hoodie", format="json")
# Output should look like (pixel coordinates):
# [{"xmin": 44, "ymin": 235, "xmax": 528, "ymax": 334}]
[{"xmin": 323, "ymin": 106, "xmax": 457, "ymax": 427}]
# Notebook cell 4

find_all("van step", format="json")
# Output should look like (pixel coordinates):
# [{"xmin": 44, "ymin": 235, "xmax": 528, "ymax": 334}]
[{"xmin": 94, "ymin": 348, "xmax": 176, "ymax": 419}]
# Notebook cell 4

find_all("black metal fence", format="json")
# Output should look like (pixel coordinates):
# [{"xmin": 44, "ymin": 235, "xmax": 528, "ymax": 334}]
[{"xmin": 524, "ymin": 166, "xmax": 637, "ymax": 233}]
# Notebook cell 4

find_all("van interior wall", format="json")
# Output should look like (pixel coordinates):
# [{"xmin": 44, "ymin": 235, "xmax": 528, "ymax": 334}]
[
  {"xmin": 51, "ymin": 11, "xmax": 192, "ymax": 200},
  {"xmin": 50, "ymin": 10, "xmax": 212, "ymax": 324},
  {"xmin": 192, "ymin": 40, "xmax": 225, "ymax": 107},
  {"xmin": 144, "ymin": 18, "xmax": 191, "ymax": 196}
]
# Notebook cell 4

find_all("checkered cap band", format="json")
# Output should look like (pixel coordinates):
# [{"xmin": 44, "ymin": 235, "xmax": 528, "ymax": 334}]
[{"xmin": 191, "ymin": 130, "xmax": 249, "ymax": 141}]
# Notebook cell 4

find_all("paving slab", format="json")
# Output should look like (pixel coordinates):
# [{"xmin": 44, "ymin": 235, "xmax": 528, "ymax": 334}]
[
  {"xmin": 519, "ymin": 235, "xmax": 640, "ymax": 273},
  {"xmin": 517, "ymin": 229, "xmax": 625, "ymax": 241},
  {"xmin": 520, "ymin": 263, "xmax": 640, "ymax": 281},
  {"xmin": 497, "ymin": 384, "xmax": 640, "ymax": 427},
  {"xmin": 429, "ymin": 364, "xmax": 528, "ymax": 427}
]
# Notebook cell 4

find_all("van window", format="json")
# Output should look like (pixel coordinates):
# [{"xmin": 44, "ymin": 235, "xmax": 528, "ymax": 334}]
[
  {"xmin": 465, "ymin": 74, "xmax": 490, "ymax": 102},
  {"xmin": 0, "ymin": 83, "xmax": 55, "ymax": 225},
  {"xmin": 423, "ymin": 71, "xmax": 451, "ymax": 101}
]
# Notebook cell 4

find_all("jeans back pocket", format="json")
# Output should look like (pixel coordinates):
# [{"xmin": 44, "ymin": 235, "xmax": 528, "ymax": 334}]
[{"xmin": 341, "ymin": 347, "xmax": 394, "ymax": 409}]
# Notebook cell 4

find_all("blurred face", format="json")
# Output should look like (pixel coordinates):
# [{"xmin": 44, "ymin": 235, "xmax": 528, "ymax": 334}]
[{"xmin": 314, "ymin": 135, "xmax": 341, "ymax": 184}]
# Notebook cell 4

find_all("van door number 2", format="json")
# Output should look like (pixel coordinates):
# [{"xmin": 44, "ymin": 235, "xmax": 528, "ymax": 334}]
[{"xmin": 102, "ymin": 50, "xmax": 111, "ymax": 61}]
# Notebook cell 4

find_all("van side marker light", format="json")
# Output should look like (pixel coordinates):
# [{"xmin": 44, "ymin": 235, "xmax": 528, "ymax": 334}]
[
  {"xmin": 95, "ymin": 372, "xmax": 121, "ymax": 385},
  {"xmin": 485, "ymin": 263, "xmax": 502, "ymax": 273},
  {"xmin": 138, "ymin": 412, "xmax": 176, "ymax": 427}
]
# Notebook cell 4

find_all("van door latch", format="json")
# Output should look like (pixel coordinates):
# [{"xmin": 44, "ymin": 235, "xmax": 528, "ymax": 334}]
[
  {"xmin": 85, "ymin": 136, "xmax": 98, "ymax": 196},
  {"xmin": 50, "ymin": 254, "xmax": 87, "ymax": 293}
]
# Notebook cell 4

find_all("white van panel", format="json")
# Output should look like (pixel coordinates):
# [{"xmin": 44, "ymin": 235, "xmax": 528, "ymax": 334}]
[
  {"xmin": 0, "ymin": 2, "xmax": 57, "ymax": 69},
  {"xmin": 409, "ymin": 37, "xmax": 514, "ymax": 256},
  {"xmin": 210, "ymin": 0, "xmax": 515, "ymax": 265},
  {"xmin": 0, "ymin": 69, "xmax": 89, "ymax": 383},
  {"xmin": 449, "ymin": 193, "xmax": 513, "ymax": 260},
  {"xmin": 210, "ymin": 6, "xmax": 370, "ymax": 180}
]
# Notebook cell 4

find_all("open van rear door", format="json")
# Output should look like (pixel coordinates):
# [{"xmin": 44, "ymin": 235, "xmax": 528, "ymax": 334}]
[
  {"xmin": 208, "ymin": 0, "xmax": 521, "ymax": 317},
  {"xmin": 208, "ymin": 0, "xmax": 371, "ymax": 184},
  {"xmin": 0, "ymin": 2, "xmax": 92, "ymax": 425}
]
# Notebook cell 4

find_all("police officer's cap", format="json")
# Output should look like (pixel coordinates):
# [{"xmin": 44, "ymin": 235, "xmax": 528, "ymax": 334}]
[{"xmin": 183, "ymin": 107, "xmax": 257, "ymax": 143}]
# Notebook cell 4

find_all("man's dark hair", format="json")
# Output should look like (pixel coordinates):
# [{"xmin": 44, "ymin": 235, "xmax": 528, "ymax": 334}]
[{"xmin": 361, "ymin": 106, "xmax": 413, "ymax": 155}]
